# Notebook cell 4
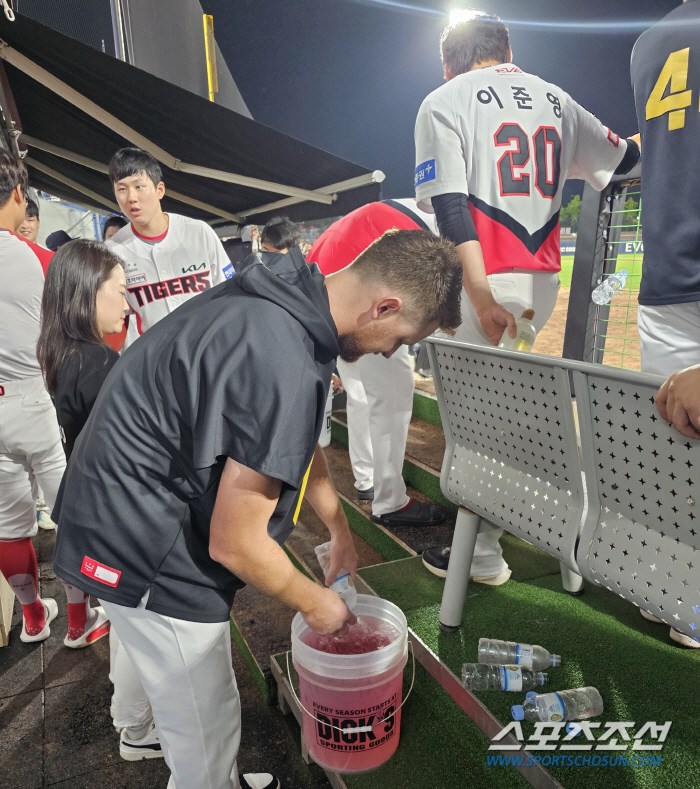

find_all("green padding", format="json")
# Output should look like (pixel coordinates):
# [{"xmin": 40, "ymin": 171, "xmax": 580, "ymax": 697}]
[
  {"xmin": 401, "ymin": 459, "xmax": 456, "ymax": 512},
  {"xmin": 331, "ymin": 418, "xmax": 348, "ymax": 445},
  {"xmin": 359, "ymin": 557, "xmax": 700, "ymax": 789},
  {"xmin": 230, "ymin": 617, "xmax": 270, "ymax": 704},
  {"xmin": 412, "ymin": 391, "xmax": 442, "ymax": 427},
  {"xmin": 340, "ymin": 498, "xmax": 411, "ymax": 562}
]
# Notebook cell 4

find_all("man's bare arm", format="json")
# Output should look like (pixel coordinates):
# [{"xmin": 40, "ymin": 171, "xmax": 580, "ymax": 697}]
[
  {"xmin": 655, "ymin": 365, "xmax": 700, "ymax": 440},
  {"xmin": 209, "ymin": 457, "xmax": 354, "ymax": 634},
  {"xmin": 304, "ymin": 447, "xmax": 358, "ymax": 585},
  {"xmin": 455, "ymin": 240, "xmax": 516, "ymax": 345}
]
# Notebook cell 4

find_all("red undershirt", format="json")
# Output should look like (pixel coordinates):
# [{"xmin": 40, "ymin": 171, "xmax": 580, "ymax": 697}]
[{"xmin": 132, "ymin": 223, "xmax": 168, "ymax": 243}]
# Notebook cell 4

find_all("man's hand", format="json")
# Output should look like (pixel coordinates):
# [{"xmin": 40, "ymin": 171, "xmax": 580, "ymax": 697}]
[
  {"xmin": 655, "ymin": 365, "xmax": 700, "ymax": 440},
  {"xmin": 325, "ymin": 527, "xmax": 358, "ymax": 587},
  {"xmin": 302, "ymin": 587, "xmax": 357, "ymax": 635},
  {"xmin": 476, "ymin": 300, "xmax": 517, "ymax": 346}
]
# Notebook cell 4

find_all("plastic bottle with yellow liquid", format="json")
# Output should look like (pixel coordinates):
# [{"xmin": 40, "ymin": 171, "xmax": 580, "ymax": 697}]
[{"xmin": 498, "ymin": 309, "xmax": 536, "ymax": 352}]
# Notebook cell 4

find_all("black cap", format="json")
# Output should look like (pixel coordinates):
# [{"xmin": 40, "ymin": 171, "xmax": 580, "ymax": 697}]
[{"xmin": 45, "ymin": 230, "xmax": 74, "ymax": 251}]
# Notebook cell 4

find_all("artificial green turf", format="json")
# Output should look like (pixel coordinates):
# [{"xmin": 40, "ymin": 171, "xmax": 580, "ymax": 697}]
[
  {"xmin": 412, "ymin": 391, "xmax": 442, "ymax": 427},
  {"xmin": 339, "ymin": 496, "xmax": 412, "ymax": 562},
  {"xmin": 401, "ymin": 458, "xmax": 456, "ymax": 513},
  {"xmin": 359, "ymin": 549, "xmax": 700, "ymax": 789}
]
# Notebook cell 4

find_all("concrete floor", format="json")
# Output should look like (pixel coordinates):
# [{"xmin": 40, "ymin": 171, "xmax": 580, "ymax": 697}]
[{"xmin": 0, "ymin": 529, "xmax": 331, "ymax": 789}]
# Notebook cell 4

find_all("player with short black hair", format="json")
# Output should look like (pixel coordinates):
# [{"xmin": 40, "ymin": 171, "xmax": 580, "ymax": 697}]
[
  {"xmin": 17, "ymin": 197, "xmax": 40, "ymax": 243},
  {"xmin": 108, "ymin": 147, "xmax": 163, "ymax": 192},
  {"xmin": 416, "ymin": 8, "xmax": 640, "ymax": 581},
  {"xmin": 105, "ymin": 147, "xmax": 231, "ymax": 348},
  {"xmin": 102, "ymin": 215, "xmax": 127, "ymax": 241},
  {"xmin": 260, "ymin": 216, "xmax": 300, "ymax": 253}
]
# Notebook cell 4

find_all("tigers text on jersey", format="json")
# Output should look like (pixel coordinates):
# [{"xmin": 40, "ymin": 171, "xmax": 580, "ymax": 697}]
[
  {"xmin": 415, "ymin": 64, "xmax": 627, "ymax": 275},
  {"xmin": 632, "ymin": 0, "xmax": 700, "ymax": 306},
  {"xmin": 106, "ymin": 213, "xmax": 231, "ymax": 344}
]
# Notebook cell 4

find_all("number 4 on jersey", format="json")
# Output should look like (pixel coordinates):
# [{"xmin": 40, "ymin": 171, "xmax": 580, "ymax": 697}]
[{"xmin": 646, "ymin": 47, "xmax": 692, "ymax": 130}]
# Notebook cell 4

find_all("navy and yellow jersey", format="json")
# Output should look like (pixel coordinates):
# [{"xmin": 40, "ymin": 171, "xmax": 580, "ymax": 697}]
[{"xmin": 632, "ymin": 0, "xmax": 700, "ymax": 306}]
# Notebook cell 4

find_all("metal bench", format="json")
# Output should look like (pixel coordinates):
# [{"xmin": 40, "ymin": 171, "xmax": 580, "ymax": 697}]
[
  {"xmin": 574, "ymin": 366, "xmax": 700, "ymax": 642},
  {"xmin": 427, "ymin": 339, "xmax": 585, "ymax": 631},
  {"xmin": 427, "ymin": 338, "xmax": 700, "ymax": 643}
]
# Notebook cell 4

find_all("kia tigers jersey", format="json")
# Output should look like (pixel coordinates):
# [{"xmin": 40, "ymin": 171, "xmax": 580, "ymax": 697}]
[
  {"xmin": 106, "ymin": 213, "xmax": 231, "ymax": 348},
  {"xmin": 414, "ymin": 64, "xmax": 627, "ymax": 275}
]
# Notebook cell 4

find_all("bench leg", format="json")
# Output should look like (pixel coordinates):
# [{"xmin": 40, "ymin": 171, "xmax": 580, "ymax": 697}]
[
  {"xmin": 559, "ymin": 561, "xmax": 584, "ymax": 596},
  {"xmin": 439, "ymin": 508, "xmax": 481, "ymax": 632}
]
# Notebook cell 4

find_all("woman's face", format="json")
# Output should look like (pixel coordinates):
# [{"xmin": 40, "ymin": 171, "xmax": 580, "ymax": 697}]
[{"xmin": 96, "ymin": 265, "xmax": 129, "ymax": 336}]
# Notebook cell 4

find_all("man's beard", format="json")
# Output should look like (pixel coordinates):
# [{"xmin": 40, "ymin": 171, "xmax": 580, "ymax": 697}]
[{"xmin": 338, "ymin": 331, "xmax": 378, "ymax": 364}]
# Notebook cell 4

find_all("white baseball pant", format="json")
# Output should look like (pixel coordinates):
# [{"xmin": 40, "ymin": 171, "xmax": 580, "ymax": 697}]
[
  {"xmin": 0, "ymin": 376, "xmax": 66, "ymax": 539},
  {"xmin": 452, "ymin": 269, "xmax": 561, "ymax": 576},
  {"xmin": 637, "ymin": 302, "xmax": 700, "ymax": 377},
  {"xmin": 336, "ymin": 345, "xmax": 414, "ymax": 517},
  {"xmin": 102, "ymin": 595, "xmax": 242, "ymax": 789}
]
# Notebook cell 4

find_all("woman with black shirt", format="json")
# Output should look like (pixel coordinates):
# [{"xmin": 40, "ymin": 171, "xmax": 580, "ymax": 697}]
[{"xmin": 37, "ymin": 239, "xmax": 128, "ymax": 648}]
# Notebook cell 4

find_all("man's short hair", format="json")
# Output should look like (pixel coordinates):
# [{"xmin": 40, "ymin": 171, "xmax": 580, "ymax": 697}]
[
  {"xmin": 261, "ymin": 216, "xmax": 300, "ymax": 251},
  {"xmin": 102, "ymin": 215, "xmax": 128, "ymax": 239},
  {"xmin": 440, "ymin": 10, "xmax": 510, "ymax": 76},
  {"xmin": 109, "ymin": 147, "xmax": 163, "ymax": 187},
  {"xmin": 0, "ymin": 150, "xmax": 28, "ymax": 207},
  {"xmin": 25, "ymin": 197, "xmax": 39, "ymax": 219},
  {"xmin": 349, "ymin": 229, "xmax": 462, "ymax": 333}
]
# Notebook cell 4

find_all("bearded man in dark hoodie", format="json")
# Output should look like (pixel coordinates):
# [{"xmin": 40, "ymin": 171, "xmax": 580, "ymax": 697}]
[{"xmin": 52, "ymin": 229, "xmax": 462, "ymax": 789}]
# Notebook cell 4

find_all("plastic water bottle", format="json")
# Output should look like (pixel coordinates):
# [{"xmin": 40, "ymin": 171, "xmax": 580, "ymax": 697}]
[
  {"xmin": 498, "ymin": 309, "xmax": 537, "ymax": 352},
  {"xmin": 478, "ymin": 638, "xmax": 560, "ymax": 670},
  {"xmin": 461, "ymin": 663, "xmax": 548, "ymax": 692},
  {"xmin": 314, "ymin": 542, "xmax": 357, "ymax": 610},
  {"xmin": 511, "ymin": 687, "xmax": 603, "ymax": 722},
  {"xmin": 591, "ymin": 270, "xmax": 628, "ymax": 305}
]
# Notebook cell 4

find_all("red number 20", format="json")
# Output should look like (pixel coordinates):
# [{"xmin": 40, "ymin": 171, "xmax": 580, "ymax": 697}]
[{"xmin": 494, "ymin": 123, "xmax": 561, "ymax": 199}]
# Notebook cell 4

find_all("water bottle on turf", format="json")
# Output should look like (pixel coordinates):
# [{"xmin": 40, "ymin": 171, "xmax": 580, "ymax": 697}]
[
  {"xmin": 478, "ymin": 638, "xmax": 560, "ymax": 670},
  {"xmin": 511, "ymin": 687, "xmax": 603, "ymax": 722},
  {"xmin": 461, "ymin": 663, "xmax": 548, "ymax": 692},
  {"xmin": 314, "ymin": 542, "xmax": 357, "ymax": 610},
  {"xmin": 591, "ymin": 270, "xmax": 628, "ymax": 305},
  {"xmin": 498, "ymin": 309, "xmax": 537, "ymax": 352}
]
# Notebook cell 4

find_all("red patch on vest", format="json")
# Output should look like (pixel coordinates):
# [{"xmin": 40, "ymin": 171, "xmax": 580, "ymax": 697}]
[{"xmin": 81, "ymin": 556, "xmax": 121, "ymax": 587}]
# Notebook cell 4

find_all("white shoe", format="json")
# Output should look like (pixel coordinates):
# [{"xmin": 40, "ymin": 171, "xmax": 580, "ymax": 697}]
[
  {"xmin": 241, "ymin": 775, "xmax": 281, "ymax": 789},
  {"xmin": 471, "ymin": 567, "xmax": 512, "ymax": 586},
  {"xmin": 37, "ymin": 510, "xmax": 56, "ymax": 530},
  {"xmin": 669, "ymin": 627, "xmax": 700, "ymax": 649},
  {"xmin": 119, "ymin": 723, "xmax": 163, "ymax": 761},
  {"xmin": 64, "ymin": 606, "xmax": 111, "ymax": 649},
  {"xmin": 20, "ymin": 598, "xmax": 58, "ymax": 643},
  {"xmin": 639, "ymin": 608, "xmax": 664, "ymax": 624}
]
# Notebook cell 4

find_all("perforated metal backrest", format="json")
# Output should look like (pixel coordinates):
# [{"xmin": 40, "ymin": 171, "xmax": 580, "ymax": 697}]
[
  {"xmin": 427, "ymin": 339, "xmax": 584, "ymax": 573},
  {"xmin": 575, "ymin": 369, "xmax": 700, "ymax": 641}
]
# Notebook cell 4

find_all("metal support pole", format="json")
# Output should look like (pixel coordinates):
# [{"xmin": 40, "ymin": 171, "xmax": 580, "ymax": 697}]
[
  {"xmin": 439, "ymin": 507, "xmax": 481, "ymax": 632},
  {"xmin": 559, "ymin": 561, "xmax": 584, "ymax": 596},
  {"xmin": 110, "ymin": 0, "xmax": 127, "ymax": 62}
]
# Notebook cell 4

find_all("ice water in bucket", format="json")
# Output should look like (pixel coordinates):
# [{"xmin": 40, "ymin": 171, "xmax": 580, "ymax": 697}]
[{"xmin": 291, "ymin": 595, "xmax": 409, "ymax": 773}]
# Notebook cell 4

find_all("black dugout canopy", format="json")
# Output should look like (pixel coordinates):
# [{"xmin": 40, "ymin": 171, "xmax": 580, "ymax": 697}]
[{"xmin": 0, "ymin": 13, "xmax": 384, "ymax": 226}]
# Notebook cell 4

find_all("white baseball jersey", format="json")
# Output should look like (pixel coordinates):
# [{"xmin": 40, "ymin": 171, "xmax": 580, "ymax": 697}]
[
  {"xmin": 415, "ymin": 64, "xmax": 627, "ymax": 275},
  {"xmin": 0, "ymin": 231, "xmax": 52, "ymax": 383},
  {"xmin": 106, "ymin": 213, "xmax": 231, "ymax": 347}
]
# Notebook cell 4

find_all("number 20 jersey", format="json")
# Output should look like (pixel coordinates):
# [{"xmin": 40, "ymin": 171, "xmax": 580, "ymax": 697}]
[{"xmin": 414, "ymin": 64, "xmax": 627, "ymax": 275}]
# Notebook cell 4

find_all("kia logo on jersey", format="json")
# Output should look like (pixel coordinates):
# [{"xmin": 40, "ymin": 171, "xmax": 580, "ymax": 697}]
[{"xmin": 182, "ymin": 263, "xmax": 207, "ymax": 273}]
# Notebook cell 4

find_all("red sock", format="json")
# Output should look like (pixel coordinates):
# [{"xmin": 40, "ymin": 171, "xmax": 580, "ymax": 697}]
[
  {"xmin": 399, "ymin": 498, "xmax": 414, "ymax": 512},
  {"xmin": 62, "ymin": 581, "xmax": 90, "ymax": 640},
  {"xmin": 0, "ymin": 538, "xmax": 45, "ymax": 635}
]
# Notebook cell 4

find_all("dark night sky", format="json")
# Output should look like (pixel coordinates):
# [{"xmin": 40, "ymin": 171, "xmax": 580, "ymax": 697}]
[{"xmin": 202, "ymin": 0, "xmax": 678, "ymax": 200}]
